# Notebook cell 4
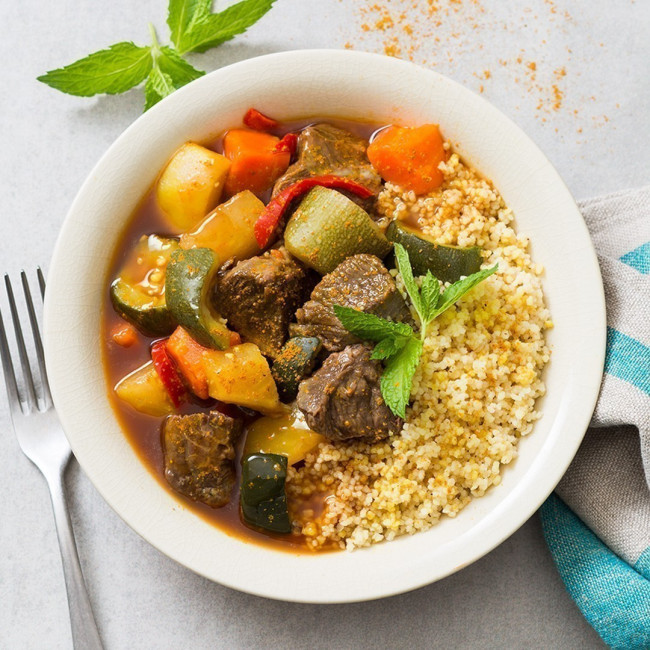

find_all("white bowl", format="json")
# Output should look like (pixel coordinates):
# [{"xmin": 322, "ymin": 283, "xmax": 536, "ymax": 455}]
[{"xmin": 44, "ymin": 50, "xmax": 605, "ymax": 603}]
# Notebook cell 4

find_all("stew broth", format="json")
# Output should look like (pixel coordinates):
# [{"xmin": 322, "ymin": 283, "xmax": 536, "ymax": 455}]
[{"xmin": 102, "ymin": 117, "xmax": 379, "ymax": 552}]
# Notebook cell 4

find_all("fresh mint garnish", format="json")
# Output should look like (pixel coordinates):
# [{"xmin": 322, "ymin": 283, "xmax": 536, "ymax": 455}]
[
  {"xmin": 36, "ymin": 43, "xmax": 154, "ymax": 97},
  {"xmin": 394, "ymin": 243, "xmax": 497, "ymax": 341},
  {"xmin": 370, "ymin": 336, "xmax": 410, "ymax": 362},
  {"xmin": 419, "ymin": 271, "xmax": 440, "ymax": 322},
  {"xmin": 167, "ymin": 0, "xmax": 210, "ymax": 52},
  {"xmin": 333, "ymin": 305, "xmax": 414, "ymax": 343},
  {"xmin": 171, "ymin": 0, "xmax": 276, "ymax": 54},
  {"xmin": 427, "ymin": 264, "xmax": 498, "ymax": 321},
  {"xmin": 335, "ymin": 243, "xmax": 497, "ymax": 419},
  {"xmin": 380, "ymin": 337, "xmax": 423, "ymax": 419},
  {"xmin": 38, "ymin": 0, "xmax": 276, "ymax": 111}
]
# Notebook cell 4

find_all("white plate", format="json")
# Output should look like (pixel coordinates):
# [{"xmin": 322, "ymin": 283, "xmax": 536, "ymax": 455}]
[{"xmin": 44, "ymin": 50, "xmax": 606, "ymax": 603}]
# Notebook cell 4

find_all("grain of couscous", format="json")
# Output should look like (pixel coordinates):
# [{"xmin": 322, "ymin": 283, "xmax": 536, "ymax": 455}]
[{"xmin": 287, "ymin": 151, "xmax": 552, "ymax": 550}]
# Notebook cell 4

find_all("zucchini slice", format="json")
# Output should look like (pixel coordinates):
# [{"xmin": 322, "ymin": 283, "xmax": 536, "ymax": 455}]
[
  {"xmin": 284, "ymin": 186, "xmax": 392, "ymax": 274},
  {"xmin": 240, "ymin": 453, "xmax": 291, "ymax": 534},
  {"xmin": 386, "ymin": 221, "xmax": 482, "ymax": 283},
  {"xmin": 110, "ymin": 234, "xmax": 178, "ymax": 336},
  {"xmin": 165, "ymin": 248, "xmax": 231, "ymax": 350},
  {"xmin": 271, "ymin": 336, "xmax": 322, "ymax": 402}
]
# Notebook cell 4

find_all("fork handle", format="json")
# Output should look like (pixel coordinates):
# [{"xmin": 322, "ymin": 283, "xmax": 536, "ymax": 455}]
[{"xmin": 45, "ymin": 465, "xmax": 104, "ymax": 650}]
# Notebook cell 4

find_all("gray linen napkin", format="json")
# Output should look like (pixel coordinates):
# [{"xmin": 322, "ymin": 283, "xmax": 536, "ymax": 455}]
[
  {"xmin": 540, "ymin": 186, "xmax": 650, "ymax": 649},
  {"xmin": 561, "ymin": 186, "xmax": 650, "ymax": 541}
]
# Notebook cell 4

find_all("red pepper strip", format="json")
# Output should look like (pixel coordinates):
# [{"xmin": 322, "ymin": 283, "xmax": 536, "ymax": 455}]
[
  {"xmin": 254, "ymin": 175, "xmax": 375, "ymax": 248},
  {"xmin": 243, "ymin": 108, "xmax": 280, "ymax": 132},
  {"xmin": 151, "ymin": 340, "xmax": 187, "ymax": 408},
  {"xmin": 274, "ymin": 132, "xmax": 298, "ymax": 156}
]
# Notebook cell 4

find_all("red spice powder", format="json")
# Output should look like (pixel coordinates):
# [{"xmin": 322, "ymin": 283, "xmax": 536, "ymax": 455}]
[{"xmin": 340, "ymin": 0, "xmax": 615, "ymax": 130}]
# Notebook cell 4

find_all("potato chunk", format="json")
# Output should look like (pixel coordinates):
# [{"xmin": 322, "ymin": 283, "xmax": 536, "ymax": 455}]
[
  {"xmin": 157, "ymin": 142, "xmax": 231, "ymax": 230},
  {"xmin": 203, "ymin": 343, "xmax": 281, "ymax": 415},
  {"xmin": 114, "ymin": 361, "xmax": 175, "ymax": 417},
  {"xmin": 243, "ymin": 408, "xmax": 324, "ymax": 465},
  {"xmin": 180, "ymin": 190, "xmax": 263, "ymax": 261}
]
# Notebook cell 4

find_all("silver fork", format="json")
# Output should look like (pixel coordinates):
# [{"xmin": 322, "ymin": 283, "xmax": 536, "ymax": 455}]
[{"xmin": 0, "ymin": 270, "xmax": 103, "ymax": 650}]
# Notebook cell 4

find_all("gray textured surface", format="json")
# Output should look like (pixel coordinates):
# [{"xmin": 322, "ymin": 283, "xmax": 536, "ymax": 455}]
[{"xmin": 2, "ymin": 0, "xmax": 648, "ymax": 647}]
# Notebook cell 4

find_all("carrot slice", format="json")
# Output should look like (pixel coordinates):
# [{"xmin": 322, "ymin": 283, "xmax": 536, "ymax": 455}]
[
  {"xmin": 166, "ymin": 327, "xmax": 211, "ymax": 399},
  {"xmin": 111, "ymin": 322, "xmax": 138, "ymax": 347},
  {"xmin": 223, "ymin": 129, "xmax": 290, "ymax": 196},
  {"xmin": 367, "ymin": 124, "xmax": 447, "ymax": 195}
]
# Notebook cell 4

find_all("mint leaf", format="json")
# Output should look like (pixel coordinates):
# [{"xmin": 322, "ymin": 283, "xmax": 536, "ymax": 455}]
[
  {"xmin": 37, "ymin": 42, "xmax": 153, "ymax": 96},
  {"xmin": 333, "ymin": 305, "xmax": 414, "ymax": 343},
  {"xmin": 394, "ymin": 243, "xmax": 496, "ymax": 338},
  {"xmin": 394, "ymin": 243, "xmax": 423, "ymax": 317},
  {"xmin": 420, "ymin": 271, "xmax": 440, "ymax": 322},
  {"xmin": 167, "ymin": 0, "xmax": 210, "ymax": 51},
  {"xmin": 370, "ymin": 336, "xmax": 410, "ymax": 361},
  {"xmin": 144, "ymin": 67, "xmax": 175, "ymax": 110},
  {"xmin": 431, "ymin": 265, "xmax": 498, "ymax": 320},
  {"xmin": 380, "ymin": 337, "xmax": 423, "ymax": 419},
  {"xmin": 158, "ymin": 47, "xmax": 204, "ymax": 86},
  {"xmin": 144, "ymin": 30, "xmax": 204, "ymax": 110},
  {"xmin": 178, "ymin": 0, "xmax": 276, "ymax": 54}
]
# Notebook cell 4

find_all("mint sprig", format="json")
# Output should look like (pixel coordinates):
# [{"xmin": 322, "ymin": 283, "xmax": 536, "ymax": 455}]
[
  {"xmin": 36, "ymin": 43, "xmax": 154, "ymax": 97},
  {"xmin": 335, "ymin": 243, "xmax": 497, "ymax": 419},
  {"xmin": 394, "ymin": 243, "xmax": 497, "ymax": 341},
  {"xmin": 38, "ymin": 0, "xmax": 276, "ymax": 111}
]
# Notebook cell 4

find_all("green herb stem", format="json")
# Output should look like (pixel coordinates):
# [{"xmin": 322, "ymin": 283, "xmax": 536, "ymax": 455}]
[
  {"xmin": 38, "ymin": 0, "xmax": 276, "ymax": 111},
  {"xmin": 149, "ymin": 23, "xmax": 161, "ymax": 60}
]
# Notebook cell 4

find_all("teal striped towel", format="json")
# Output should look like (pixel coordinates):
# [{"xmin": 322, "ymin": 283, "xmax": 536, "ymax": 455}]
[{"xmin": 540, "ymin": 186, "xmax": 650, "ymax": 649}]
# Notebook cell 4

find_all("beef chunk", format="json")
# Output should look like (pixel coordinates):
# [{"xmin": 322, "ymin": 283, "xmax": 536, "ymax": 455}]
[
  {"xmin": 296, "ymin": 344, "xmax": 403, "ymax": 443},
  {"xmin": 162, "ymin": 411, "xmax": 242, "ymax": 507},
  {"xmin": 216, "ymin": 248, "xmax": 311, "ymax": 358},
  {"xmin": 293, "ymin": 254, "xmax": 410, "ymax": 352},
  {"xmin": 273, "ymin": 123, "xmax": 382, "ymax": 200}
]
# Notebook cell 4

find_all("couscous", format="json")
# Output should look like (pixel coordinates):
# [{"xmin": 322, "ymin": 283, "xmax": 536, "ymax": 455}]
[{"xmin": 288, "ymin": 153, "xmax": 551, "ymax": 549}]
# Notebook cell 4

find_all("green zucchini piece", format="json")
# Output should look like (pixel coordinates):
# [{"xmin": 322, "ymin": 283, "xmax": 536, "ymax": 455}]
[
  {"xmin": 165, "ymin": 248, "xmax": 231, "ymax": 350},
  {"xmin": 240, "ymin": 453, "xmax": 291, "ymax": 534},
  {"xmin": 386, "ymin": 221, "xmax": 483, "ymax": 283},
  {"xmin": 271, "ymin": 336, "xmax": 322, "ymax": 402},
  {"xmin": 110, "ymin": 234, "xmax": 178, "ymax": 336},
  {"xmin": 284, "ymin": 186, "xmax": 392, "ymax": 275}
]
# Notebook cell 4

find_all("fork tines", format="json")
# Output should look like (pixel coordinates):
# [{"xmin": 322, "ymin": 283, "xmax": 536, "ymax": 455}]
[{"xmin": 0, "ymin": 269, "xmax": 50, "ymax": 414}]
